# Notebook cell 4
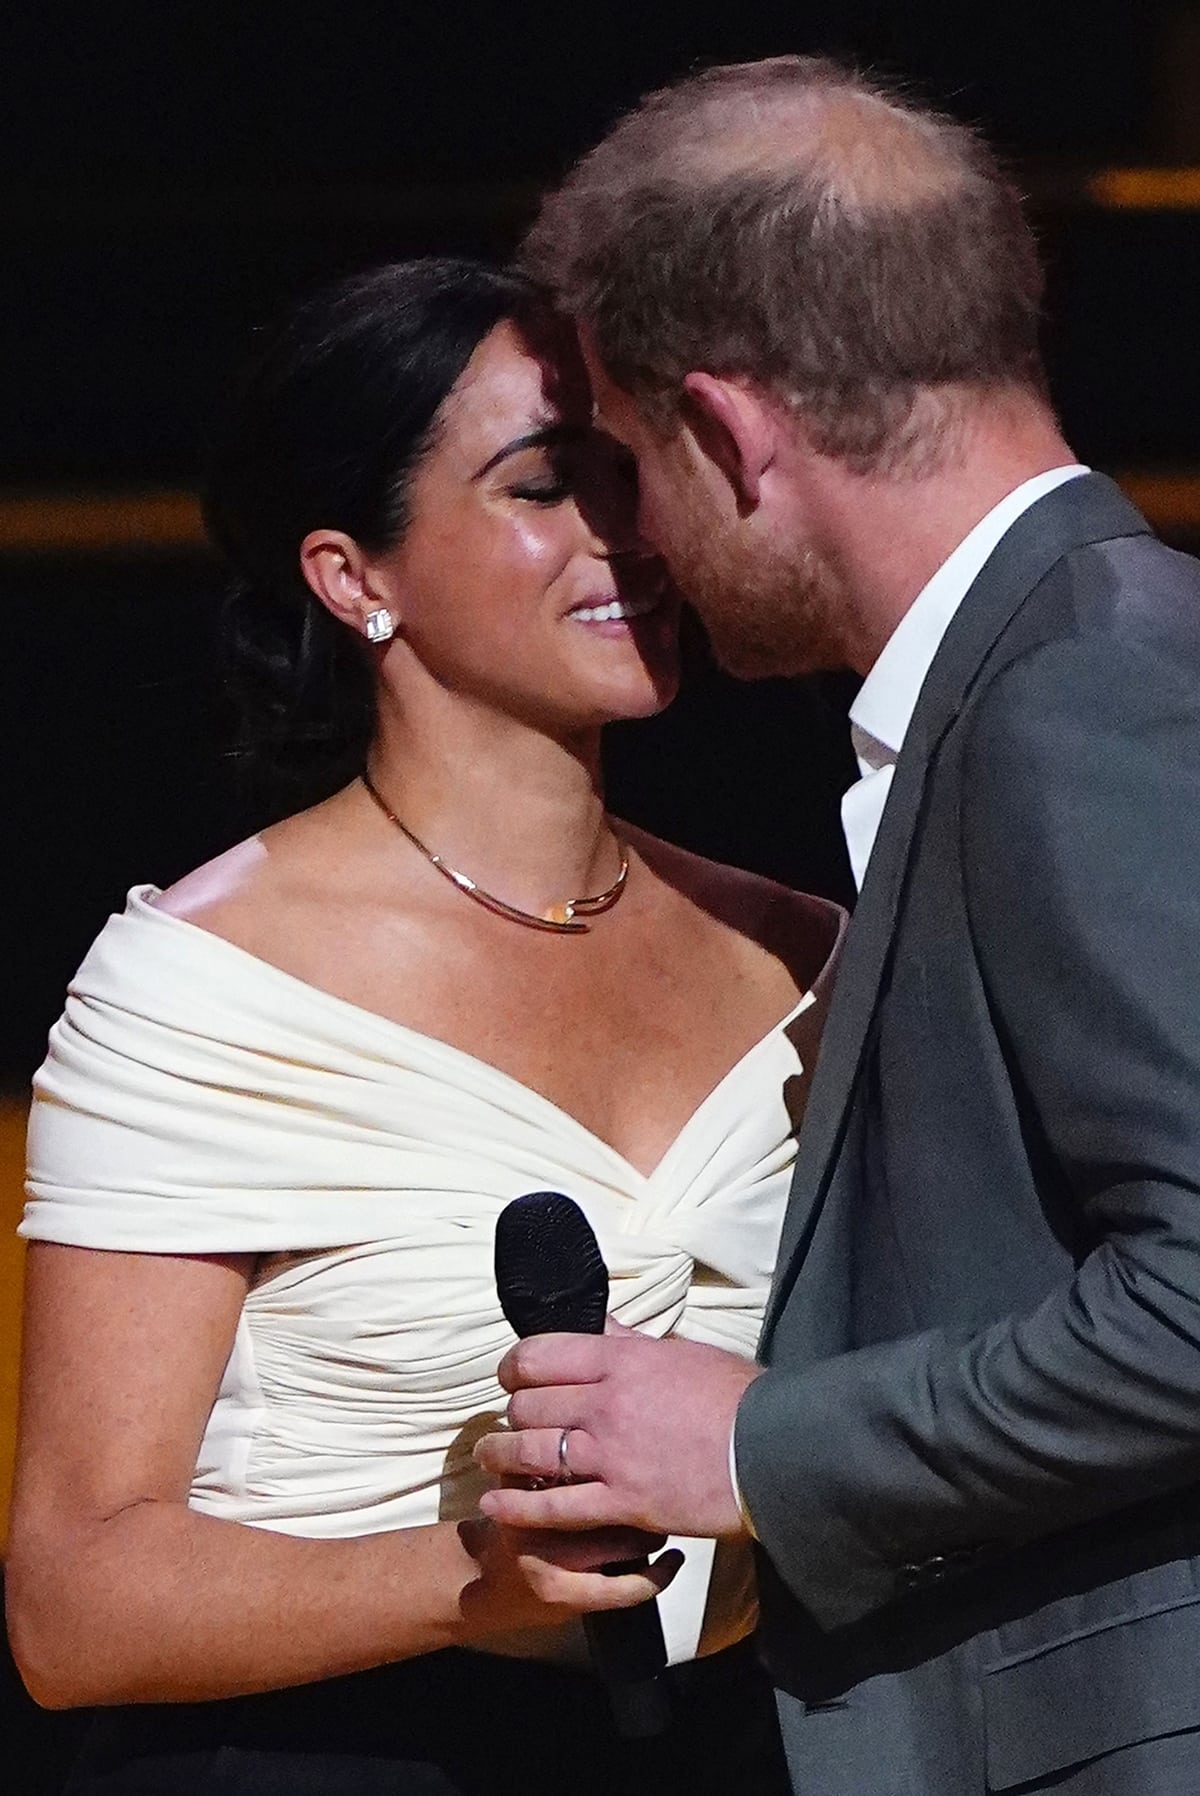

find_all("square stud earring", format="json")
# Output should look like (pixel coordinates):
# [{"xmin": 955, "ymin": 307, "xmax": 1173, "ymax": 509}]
[{"xmin": 364, "ymin": 607, "xmax": 395, "ymax": 644}]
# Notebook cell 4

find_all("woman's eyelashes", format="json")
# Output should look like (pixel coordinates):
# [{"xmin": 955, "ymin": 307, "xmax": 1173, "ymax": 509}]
[
  {"xmin": 501, "ymin": 443, "xmax": 574, "ymax": 505},
  {"xmin": 508, "ymin": 474, "xmax": 572, "ymax": 505},
  {"xmin": 505, "ymin": 439, "xmax": 636, "ymax": 508}
]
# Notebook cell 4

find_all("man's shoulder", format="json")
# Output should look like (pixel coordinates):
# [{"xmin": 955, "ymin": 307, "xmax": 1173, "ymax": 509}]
[
  {"xmin": 1061, "ymin": 528, "xmax": 1200, "ymax": 656},
  {"xmin": 968, "ymin": 528, "xmax": 1200, "ymax": 726}
]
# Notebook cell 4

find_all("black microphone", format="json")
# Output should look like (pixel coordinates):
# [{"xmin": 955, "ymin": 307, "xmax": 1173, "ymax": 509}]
[{"xmin": 495, "ymin": 1190, "xmax": 672, "ymax": 1738}]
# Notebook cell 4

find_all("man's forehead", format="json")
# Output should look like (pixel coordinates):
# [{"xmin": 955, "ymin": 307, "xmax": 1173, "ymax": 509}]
[
  {"xmin": 575, "ymin": 327, "xmax": 642, "ymax": 432},
  {"xmin": 575, "ymin": 323, "xmax": 610, "ymax": 391}
]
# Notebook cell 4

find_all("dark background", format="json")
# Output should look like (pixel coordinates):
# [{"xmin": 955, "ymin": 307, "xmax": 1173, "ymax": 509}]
[
  {"xmin": 3, "ymin": 4, "xmax": 1200, "ymax": 1783},
  {"xmin": 4, "ymin": 2, "xmax": 1200, "ymax": 1091}
]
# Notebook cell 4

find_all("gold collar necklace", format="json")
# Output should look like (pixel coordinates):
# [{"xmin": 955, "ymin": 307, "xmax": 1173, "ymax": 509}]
[{"xmin": 360, "ymin": 772, "xmax": 629, "ymax": 935}]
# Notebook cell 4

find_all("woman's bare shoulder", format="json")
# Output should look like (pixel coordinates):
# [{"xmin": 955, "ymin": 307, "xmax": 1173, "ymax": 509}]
[
  {"xmin": 623, "ymin": 822, "xmax": 845, "ymax": 983},
  {"xmin": 151, "ymin": 791, "xmax": 359, "ymax": 944},
  {"xmin": 152, "ymin": 836, "xmax": 272, "ymax": 923},
  {"xmin": 624, "ymin": 820, "xmax": 833, "ymax": 922}
]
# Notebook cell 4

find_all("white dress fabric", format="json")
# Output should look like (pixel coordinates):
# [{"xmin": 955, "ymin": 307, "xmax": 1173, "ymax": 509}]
[{"xmin": 23, "ymin": 885, "xmax": 810, "ymax": 1666}]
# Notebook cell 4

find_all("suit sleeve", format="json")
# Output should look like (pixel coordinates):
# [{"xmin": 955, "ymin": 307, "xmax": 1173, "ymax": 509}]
[{"xmin": 736, "ymin": 629, "xmax": 1200, "ymax": 1629}]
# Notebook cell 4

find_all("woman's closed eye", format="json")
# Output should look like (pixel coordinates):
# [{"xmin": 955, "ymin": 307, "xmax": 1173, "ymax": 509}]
[
  {"xmin": 504, "ymin": 433, "xmax": 639, "ymax": 514},
  {"xmin": 502, "ymin": 440, "xmax": 580, "ymax": 505},
  {"xmin": 508, "ymin": 473, "xmax": 573, "ymax": 505}
]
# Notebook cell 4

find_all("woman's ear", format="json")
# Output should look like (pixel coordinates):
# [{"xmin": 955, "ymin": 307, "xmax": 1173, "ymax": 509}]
[
  {"xmin": 680, "ymin": 372, "xmax": 778, "ymax": 513},
  {"xmin": 299, "ymin": 529, "xmax": 393, "ymax": 640}
]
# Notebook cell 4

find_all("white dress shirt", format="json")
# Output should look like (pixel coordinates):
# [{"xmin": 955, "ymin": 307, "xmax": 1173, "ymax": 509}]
[{"xmin": 840, "ymin": 465, "xmax": 1088, "ymax": 889}]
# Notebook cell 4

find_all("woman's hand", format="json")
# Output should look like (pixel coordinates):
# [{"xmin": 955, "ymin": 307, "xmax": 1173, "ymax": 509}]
[
  {"xmin": 9, "ymin": 1243, "xmax": 685, "ymax": 1708},
  {"xmin": 7, "ymin": 1243, "xmax": 684, "ymax": 1708},
  {"xmin": 455, "ymin": 1514, "xmax": 682, "ymax": 1637}
]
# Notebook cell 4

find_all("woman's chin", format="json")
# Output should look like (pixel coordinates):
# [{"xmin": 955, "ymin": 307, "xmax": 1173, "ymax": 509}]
[{"xmin": 600, "ymin": 664, "xmax": 681, "ymax": 723}]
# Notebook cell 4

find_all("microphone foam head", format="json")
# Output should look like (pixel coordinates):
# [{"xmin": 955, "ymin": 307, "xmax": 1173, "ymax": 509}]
[{"xmin": 494, "ymin": 1190, "xmax": 609, "ymax": 1338}]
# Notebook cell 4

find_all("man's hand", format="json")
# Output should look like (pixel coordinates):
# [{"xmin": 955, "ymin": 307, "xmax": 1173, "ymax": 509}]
[{"xmin": 474, "ymin": 1327, "xmax": 761, "ymax": 1539}]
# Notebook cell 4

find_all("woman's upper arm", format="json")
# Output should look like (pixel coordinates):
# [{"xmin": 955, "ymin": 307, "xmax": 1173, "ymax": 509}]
[{"xmin": 10, "ymin": 1242, "xmax": 253, "ymax": 1540}]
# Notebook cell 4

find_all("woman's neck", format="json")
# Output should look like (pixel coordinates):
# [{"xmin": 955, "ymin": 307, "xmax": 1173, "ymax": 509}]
[{"xmin": 362, "ymin": 699, "xmax": 619, "ymax": 920}]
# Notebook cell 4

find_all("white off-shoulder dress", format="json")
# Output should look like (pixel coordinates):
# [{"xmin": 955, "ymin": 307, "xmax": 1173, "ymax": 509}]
[{"xmin": 23, "ymin": 885, "xmax": 815, "ymax": 1669}]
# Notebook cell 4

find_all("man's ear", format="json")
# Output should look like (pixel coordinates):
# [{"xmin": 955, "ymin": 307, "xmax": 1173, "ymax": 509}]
[
  {"xmin": 299, "ymin": 529, "xmax": 384, "ymax": 634},
  {"xmin": 680, "ymin": 372, "xmax": 777, "ymax": 512}
]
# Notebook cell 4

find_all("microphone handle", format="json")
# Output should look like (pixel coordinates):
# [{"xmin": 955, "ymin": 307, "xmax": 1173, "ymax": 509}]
[
  {"xmin": 583, "ymin": 1564, "xmax": 671, "ymax": 1677},
  {"xmin": 542, "ymin": 1322, "xmax": 672, "ymax": 1734},
  {"xmin": 575, "ymin": 1459, "xmax": 673, "ymax": 1736},
  {"xmin": 492, "ymin": 1190, "xmax": 671, "ymax": 1736}
]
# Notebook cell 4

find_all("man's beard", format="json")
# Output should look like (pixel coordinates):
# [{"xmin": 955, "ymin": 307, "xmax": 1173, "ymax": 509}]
[{"xmin": 662, "ymin": 512, "xmax": 849, "ymax": 680}]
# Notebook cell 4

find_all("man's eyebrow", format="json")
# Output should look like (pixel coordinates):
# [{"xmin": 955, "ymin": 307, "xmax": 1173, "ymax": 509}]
[{"xmin": 472, "ymin": 422, "xmax": 583, "ymax": 480}]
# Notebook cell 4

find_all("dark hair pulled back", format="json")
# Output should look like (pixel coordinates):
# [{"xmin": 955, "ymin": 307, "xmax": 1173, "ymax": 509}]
[{"xmin": 203, "ymin": 256, "xmax": 541, "ymax": 799}]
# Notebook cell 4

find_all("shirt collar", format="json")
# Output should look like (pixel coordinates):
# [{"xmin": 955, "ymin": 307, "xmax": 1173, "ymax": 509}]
[{"xmin": 848, "ymin": 465, "xmax": 1089, "ymax": 769}]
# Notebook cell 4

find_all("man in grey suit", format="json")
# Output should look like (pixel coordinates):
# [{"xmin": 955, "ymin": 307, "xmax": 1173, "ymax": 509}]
[{"xmin": 476, "ymin": 55, "xmax": 1200, "ymax": 1792}]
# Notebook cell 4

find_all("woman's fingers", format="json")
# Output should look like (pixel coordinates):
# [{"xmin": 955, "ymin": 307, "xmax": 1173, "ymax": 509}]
[
  {"xmin": 514, "ymin": 1542, "xmax": 683, "ymax": 1611},
  {"xmin": 529, "ymin": 1526, "xmax": 668, "ymax": 1568},
  {"xmin": 457, "ymin": 1514, "xmax": 682, "ymax": 1621}
]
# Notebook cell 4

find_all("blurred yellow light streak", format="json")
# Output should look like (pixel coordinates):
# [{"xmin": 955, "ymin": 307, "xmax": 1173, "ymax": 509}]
[
  {"xmin": 3, "ymin": 475, "xmax": 1200, "ymax": 558},
  {"xmin": 0, "ymin": 489, "xmax": 205, "ymax": 555},
  {"xmin": 1114, "ymin": 471, "xmax": 1200, "ymax": 530},
  {"xmin": 1089, "ymin": 167, "xmax": 1200, "ymax": 210}
]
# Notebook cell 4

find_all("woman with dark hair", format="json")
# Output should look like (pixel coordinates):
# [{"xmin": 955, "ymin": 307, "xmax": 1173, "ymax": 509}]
[{"xmin": 7, "ymin": 258, "xmax": 842, "ymax": 1795}]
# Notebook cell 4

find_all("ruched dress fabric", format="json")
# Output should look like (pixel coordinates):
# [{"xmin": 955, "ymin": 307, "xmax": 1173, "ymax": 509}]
[{"xmin": 23, "ymin": 885, "xmax": 812, "ymax": 1670}]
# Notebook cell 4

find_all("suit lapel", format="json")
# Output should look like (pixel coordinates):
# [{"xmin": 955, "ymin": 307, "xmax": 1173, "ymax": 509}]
[{"xmin": 762, "ymin": 473, "xmax": 1152, "ymax": 1344}]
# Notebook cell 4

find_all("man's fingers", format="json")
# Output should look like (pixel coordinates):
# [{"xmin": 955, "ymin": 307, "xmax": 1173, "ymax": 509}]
[
  {"xmin": 477, "ymin": 1424, "xmax": 600, "ymax": 1484},
  {"xmin": 505, "ymin": 1387, "xmax": 596, "ymax": 1433},
  {"xmin": 475, "ymin": 1424, "xmax": 599, "ymax": 1484},
  {"xmin": 497, "ymin": 1333, "xmax": 609, "ymax": 1394},
  {"xmin": 480, "ymin": 1477, "xmax": 622, "ymax": 1531}
]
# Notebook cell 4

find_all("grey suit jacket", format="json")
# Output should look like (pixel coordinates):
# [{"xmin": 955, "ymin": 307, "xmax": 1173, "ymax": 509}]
[{"xmin": 737, "ymin": 474, "xmax": 1200, "ymax": 1792}]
